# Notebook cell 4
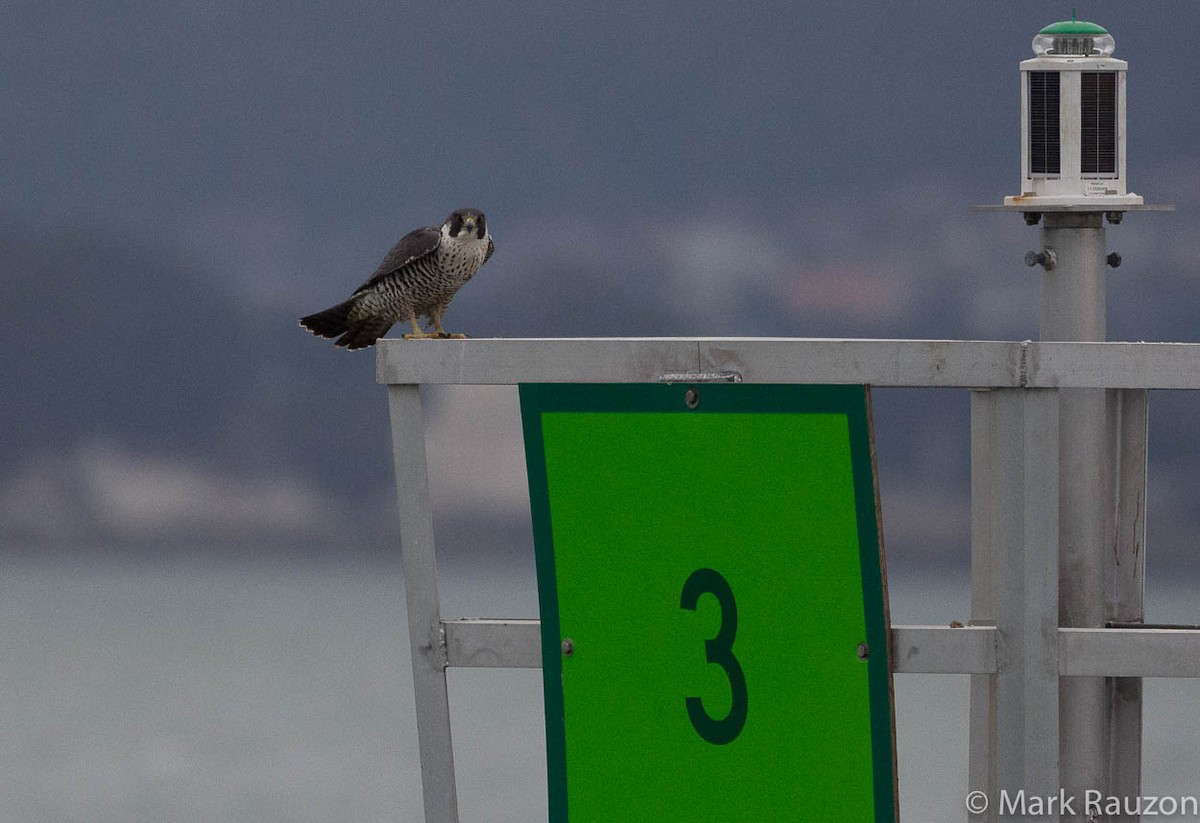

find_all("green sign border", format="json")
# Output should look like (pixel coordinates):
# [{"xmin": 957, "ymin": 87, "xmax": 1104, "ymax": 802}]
[{"xmin": 519, "ymin": 383, "xmax": 896, "ymax": 821}]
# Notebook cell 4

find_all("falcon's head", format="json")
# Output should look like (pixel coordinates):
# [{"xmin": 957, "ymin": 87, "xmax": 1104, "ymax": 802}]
[{"xmin": 443, "ymin": 208, "xmax": 488, "ymax": 241}]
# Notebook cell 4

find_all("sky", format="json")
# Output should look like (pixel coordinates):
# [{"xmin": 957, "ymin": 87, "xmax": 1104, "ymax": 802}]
[{"xmin": 5, "ymin": 2, "xmax": 1200, "ymax": 567}]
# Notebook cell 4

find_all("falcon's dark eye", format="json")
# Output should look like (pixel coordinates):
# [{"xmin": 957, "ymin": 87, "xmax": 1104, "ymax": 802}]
[{"xmin": 448, "ymin": 214, "xmax": 464, "ymax": 237}]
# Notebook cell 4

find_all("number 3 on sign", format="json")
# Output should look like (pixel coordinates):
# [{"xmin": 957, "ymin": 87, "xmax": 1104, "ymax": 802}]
[{"xmin": 680, "ymin": 568, "xmax": 747, "ymax": 745}]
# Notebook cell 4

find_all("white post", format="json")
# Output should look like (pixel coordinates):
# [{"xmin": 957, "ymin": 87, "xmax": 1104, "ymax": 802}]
[
  {"xmin": 991, "ymin": 388, "xmax": 1062, "ymax": 822},
  {"xmin": 1107, "ymin": 388, "xmax": 1148, "ymax": 821},
  {"xmin": 1037, "ymin": 211, "xmax": 1118, "ymax": 818},
  {"xmin": 388, "ymin": 384, "xmax": 460, "ymax": 823},
  {"xmin": 969, "ymin": 389, "xmax": 999, "ymax": 821}
]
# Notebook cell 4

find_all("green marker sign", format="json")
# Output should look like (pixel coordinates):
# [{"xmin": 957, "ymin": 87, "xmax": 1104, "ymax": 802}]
[{"xmin": 520, "ymin": 383, "xmax": 895, "ymax": 822}]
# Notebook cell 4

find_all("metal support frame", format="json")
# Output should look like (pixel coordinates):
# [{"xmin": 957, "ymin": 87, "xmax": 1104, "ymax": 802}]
[
  {"xmin": 1108, "ymin": 388, "xmax": 1149, "ymax": 816},
  {"xmin": 1040, "ymin": 212, "xmax": 1112, "ymax": 818},
  {"xmin": 379, "ymin": 337, "xmax": 1200, "ymax": 389},
  {"xmin": 388, "ymin": 385, "xmax": 459, "ymax": 822},
  {"xmin": 968, "ymin": 388, "xmax": 1000, "ymax": 815},
  {"xmin": 379, "ymin": 337, "xmax": 1191, "ymax": 823},
  {"xmin": 438, "ymin": 619, "xmax": 1200, "ymax": 679},
  {"xmin": 967, "ymin": 388, "xmax": 1062, "ymax": 822}
]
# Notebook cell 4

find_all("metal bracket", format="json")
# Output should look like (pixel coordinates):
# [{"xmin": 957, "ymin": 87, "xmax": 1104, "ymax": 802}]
[
  {"xmin": 658, "ymin": 371, "xmax": 743, "ymax": 384},
  {"xmin": 432, "ymin": 623, "xmax": 450, "ymax": 671}
]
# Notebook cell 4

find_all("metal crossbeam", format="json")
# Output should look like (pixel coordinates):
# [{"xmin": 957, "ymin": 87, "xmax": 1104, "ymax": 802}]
[
  {"xmin": 891, "ymin": 626, "xmax": 998, "ymax": 674},
  {"xmin": 1059, "ymin": 628, "xmax": 1200, "ymax": 677},
  {"xmin": 378, "ymin": 337, "xmax": 1200, "ymax": 388},
  {"xmin": 443, "ymin": 618, "xmax": 541, "ymax": 668},
  {"xmin": 435, "ymin": 619, "xmax": 1200, "ymax": 679}
]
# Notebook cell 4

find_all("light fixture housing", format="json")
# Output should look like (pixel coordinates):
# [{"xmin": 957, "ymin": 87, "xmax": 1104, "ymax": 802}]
[
  {"xmin": 1004, "ymin": 19, "xmax": 1142, "ymax": 209},
  {"xmin": 1032, "ymin": 20, "xmax": 1116, "ymax": 58}
]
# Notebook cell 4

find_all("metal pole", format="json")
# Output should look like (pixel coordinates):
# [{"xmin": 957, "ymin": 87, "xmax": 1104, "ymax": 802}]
[
  {"xmin": 388, "ymin": 384, "xmax": 460, "ymax": 823},
  {"xmin": 1107, "ymin": 388, "xmax": 1148, "ymax": 821},
  {"xmin": 968, "ymin": 389, "xmax": 999, "ymax": 822},
  {"xmin": 1036, "ymin": 212, "xmax": 1112, "ymax": 818},
  {"xmin": 991, "ymin": 388, "xmax": 1062, "ymax": 823}
]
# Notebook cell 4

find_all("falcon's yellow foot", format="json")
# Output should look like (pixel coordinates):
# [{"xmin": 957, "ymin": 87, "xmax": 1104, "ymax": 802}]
[
  {"xmin": 402, "ymin": 330, "xmax": 439, "ymax": 340},
  {"xmin": 430, "ymin": 317, "xmax": 467, "ymax": 339}
]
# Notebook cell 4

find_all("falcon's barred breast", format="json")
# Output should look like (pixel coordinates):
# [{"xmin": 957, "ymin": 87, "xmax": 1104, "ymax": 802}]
[{"xmin": 299, "ymin": 208, "xmax": 495, "ymax": 350}]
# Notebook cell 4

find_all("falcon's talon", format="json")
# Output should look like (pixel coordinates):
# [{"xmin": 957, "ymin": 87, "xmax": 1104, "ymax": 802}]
[{"xmin": 298, "ymin": 208, "xmax": 495, "ymax": 351}]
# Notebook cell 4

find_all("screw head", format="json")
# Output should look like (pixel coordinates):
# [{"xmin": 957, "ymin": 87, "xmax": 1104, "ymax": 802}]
[
  {"xmin": 561, "ymin": 638, "xmax": 575, "ymax": 657},
  {"xmin": 684, "ymin": 388, "xmax": 700, "ymax": 410},
  {"xmin": 1025, "ymin": 249, "xmax": 1056, "ymax": 271}
]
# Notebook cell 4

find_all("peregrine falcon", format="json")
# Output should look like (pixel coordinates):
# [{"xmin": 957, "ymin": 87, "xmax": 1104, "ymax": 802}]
[{"xmin": 299, "ymin": 208, "xmax": 495, "ymax": 350}]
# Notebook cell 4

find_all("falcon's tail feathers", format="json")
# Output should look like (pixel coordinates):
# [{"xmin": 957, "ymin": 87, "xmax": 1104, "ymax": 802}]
[
  {"xmin": 299, "ymin": 299, "xmax": 355, "ymax": 339},
  {"xmin": 334, "ymin": 317, "xmax": 394, "ymax": 350}
]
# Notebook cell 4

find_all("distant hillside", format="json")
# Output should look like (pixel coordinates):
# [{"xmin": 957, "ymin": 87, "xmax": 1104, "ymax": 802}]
[
  {"xmin": 1, "ymin": 227, "xmax": 389, "ymax": 544},
  {"xmin": 6, "ymin": 215, "xmax": 1200, "ymax": 570}
]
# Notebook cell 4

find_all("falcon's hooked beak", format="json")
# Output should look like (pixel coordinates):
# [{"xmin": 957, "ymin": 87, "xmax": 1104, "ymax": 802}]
[{"xmin": 446, "ymin": 209, "xmax": 486, "ymax": 239}]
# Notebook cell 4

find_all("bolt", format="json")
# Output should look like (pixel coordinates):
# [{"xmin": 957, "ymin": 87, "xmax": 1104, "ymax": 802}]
[
  {"xmin": 1023, "ymin": 211, "xmax": 1042, "ymax": 226},
  {"xmin": 561, "ymin": 638, "xmax": 574, "ymax": 657},
  {"xmin": 1107, "ymin": 252, "xmax": 1122, "ymax": 268},
  {"xmin": 1106, "ymin": 210, "xmax": 1124, "ymax": 225},
  {"xmin": 1024, "ymin": 248, "xmax": 1057, "ymax": 271},
  {"xmin": 856, "ymin": 642, "xmax": 869, "ymax": 661},
  {"xmin": 685, "ymin": 388, "xmax": 700, "ymax": 410}
]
